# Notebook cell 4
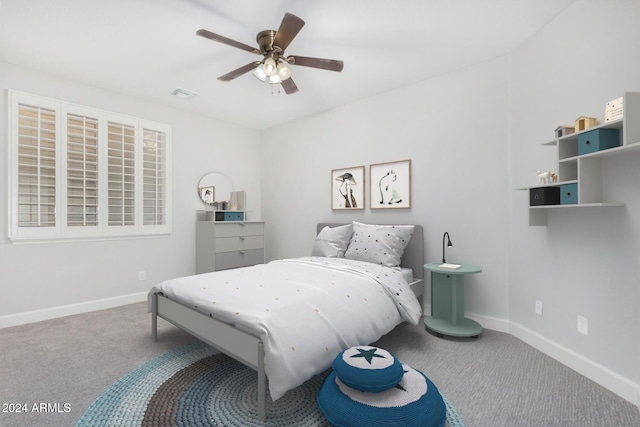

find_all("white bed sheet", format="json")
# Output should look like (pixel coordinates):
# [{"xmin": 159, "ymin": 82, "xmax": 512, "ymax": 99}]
[
  {"xmin": 148, "ymin": 256, "xmax": 422, "ymax": 400},
  {"xmin": 400, "ymin": 267, "xmax": 414, "ymax": 284}
]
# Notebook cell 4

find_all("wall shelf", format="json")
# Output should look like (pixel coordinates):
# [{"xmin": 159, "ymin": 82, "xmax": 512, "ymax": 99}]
[
  {"xmin": 518, "ymin": 92, "xmax": 640, "ymax": 226},
  {"xmin": 529, "ymin": 203, "xmax": 626, "ymax": 209}
]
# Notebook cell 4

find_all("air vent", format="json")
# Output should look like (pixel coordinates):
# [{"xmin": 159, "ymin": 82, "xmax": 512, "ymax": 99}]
[{"xmin": 171, "ymin": 88, "xmax": 198, "ymax": 99}]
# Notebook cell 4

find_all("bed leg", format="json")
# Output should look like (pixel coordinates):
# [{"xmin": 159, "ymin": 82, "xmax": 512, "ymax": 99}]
[
  {"xmin": 151, "ymin": 293, "xmax": 158, "ymax": 342},
  {"xmin": 257, "ymin": 342, "xmax": 266, "ymax": 422}
]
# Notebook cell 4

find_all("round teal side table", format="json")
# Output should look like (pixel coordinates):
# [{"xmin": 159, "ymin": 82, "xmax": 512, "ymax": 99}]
[{"xmin": 423, "ymin": 263, "xmax": 482, "ymax": 338}]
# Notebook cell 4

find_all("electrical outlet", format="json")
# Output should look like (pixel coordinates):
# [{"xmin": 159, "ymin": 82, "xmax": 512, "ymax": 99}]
[
  {"xmin": 535, "ymin": 300, "xmax": 543, "ymax": 316},
  {"xmin": 577, "ymin": 315, "xmax": 588, "ymax": 335},
  {"xmin": 138, "ymin": 271, "xmax": 146, "ymax": 281}
]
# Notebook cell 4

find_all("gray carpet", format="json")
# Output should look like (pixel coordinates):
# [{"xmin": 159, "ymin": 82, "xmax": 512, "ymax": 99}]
[{"xmin": 0, "ymin": 302, "xmax": 638, "ymax": 427}]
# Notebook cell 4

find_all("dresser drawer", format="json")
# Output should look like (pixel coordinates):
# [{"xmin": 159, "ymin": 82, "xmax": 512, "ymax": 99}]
[
  {"xmin": 196, "ymin": 221, "xmax": 266, "ymax": 274},
  {"xmin": 215, "ymin": 249, "xmax": 264, "ymax": 270},
  {"xmin": 215, "ymin": 222, "xmax": 264, "ymax": 238},
  {"xmin": 215, "ymin": 235, "xmax": 264, "ymax": 253}
]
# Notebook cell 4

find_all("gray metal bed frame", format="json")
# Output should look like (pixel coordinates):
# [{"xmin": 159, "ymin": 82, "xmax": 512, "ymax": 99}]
[{"xmin": 151, "ymin": 223, "xmax": 423, "ymax": 421}]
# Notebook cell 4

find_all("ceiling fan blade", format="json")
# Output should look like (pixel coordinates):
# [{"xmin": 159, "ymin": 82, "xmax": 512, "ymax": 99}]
[
  {"xmin": 196, "ymin": 29, "xmax": 260, "ymax": 54},
  {"xmin": 287, "ymin": 55, "xmax": 344, "ymax": 72},
  {"xmin": 217, "ymin": 62, "xmax": 260, "ymax": 82},
  {"xmin": 273, "ymin": 13, "xmax": 305, "ymax": 52},
  {"xmin": 281, "ymin": 78, "xmax": 299, "ymax": 95}
]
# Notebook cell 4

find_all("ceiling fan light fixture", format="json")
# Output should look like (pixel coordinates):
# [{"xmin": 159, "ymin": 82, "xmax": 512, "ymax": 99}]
[
  {"xmin": 277, "ymin": 62, "xmax": 292, "ymax": 80},
  {"xmin": 253, "ymin": 66, "xmax": 268, "ymax": 82},
  {"xmin": 268, "ymin": 74, "xmax": 282, "ymax": 84},
  {"xmin": 252, "ymin": 67, "xmax": 283, "ymax": 85},
  {"xmin": 263, "ymin": 57, "xmax": 277, "ymax": 76}
]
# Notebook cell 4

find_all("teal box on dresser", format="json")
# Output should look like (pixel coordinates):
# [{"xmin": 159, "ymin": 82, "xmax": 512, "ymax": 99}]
[
  {"xmin": 560, "ymin": 183, "xmax": 578, "ymax": 205},
  {"xmin": 577, "ymin": 128, "xmax": 620, "ymax": 155},
  {"xmin": 224, "ymin": 212, "xmax": 244, "ymax": 221}
]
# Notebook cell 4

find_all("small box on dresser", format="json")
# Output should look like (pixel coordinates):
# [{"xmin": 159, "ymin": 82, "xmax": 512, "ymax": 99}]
[
  {"xmin": 530, "ymin": 187, "xmax": 560, "ymax": 206},
  {"xmin": 224, "ymin": 212, "xmax": 244, "ymax": 221},
  {"xmin": 577, "ymin": 128, "xmax": 620, "ymax": 155},
  {"xmin": 560, "ymin": 183, "xmax": 578, "ymax": 205}
]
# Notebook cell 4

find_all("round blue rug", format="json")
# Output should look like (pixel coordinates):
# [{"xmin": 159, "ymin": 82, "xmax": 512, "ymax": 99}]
[{"xmin": 76, "ymin": 341, "xmax": 465, "ymax": 427}]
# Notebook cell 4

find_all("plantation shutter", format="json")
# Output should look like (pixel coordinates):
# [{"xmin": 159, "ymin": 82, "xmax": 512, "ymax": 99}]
[
  {"xmin": 9, "ymin": 90, "xmax": 171, "ymax": 242},
  {"xmin": 142, "ymin": 128, "xmax": 168, "ymax": 226},
  {"xmin": 107, "ymin": 121, "xmax": 136, "ymax": 226},
  {"xmin": 16, "ymin": 104, "xmax": 57, "ymax": 228},
  {"xmin": 66, "ymin": 113, "xmax": 99, "ymax": 227}
]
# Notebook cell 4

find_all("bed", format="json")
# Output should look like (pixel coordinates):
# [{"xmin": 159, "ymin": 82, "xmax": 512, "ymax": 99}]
[{"xmin": 149, "ymin": 222, "xmax": 424, "ymax": 421}]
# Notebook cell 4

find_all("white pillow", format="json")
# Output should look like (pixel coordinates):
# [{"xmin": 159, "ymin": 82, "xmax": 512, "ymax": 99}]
[
  {"xmin": 344, "ymin": 222, "xmax": 414, "ymax": 268},
  {"xmin": 311, "ymin": 224, "xmax": 354, "ymax": 258}
]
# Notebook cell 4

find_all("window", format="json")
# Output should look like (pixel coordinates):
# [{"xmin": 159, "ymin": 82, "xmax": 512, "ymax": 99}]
[{"xmin": 8, "ymin": 90, "xmax": 171, "ymax": 242}]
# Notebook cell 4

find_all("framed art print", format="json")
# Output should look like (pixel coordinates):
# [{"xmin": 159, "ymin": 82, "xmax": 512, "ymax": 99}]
[
  {"xmin": 331, "ymin": 166, "xmax": 365, "ymax": 210},
  {"xmin": 200, "ymin": 186, "xmax": 215, "ymax": 205},
  {"xmin": 370, "ymin": 160, "xmax": 411, "ymax": 209}
]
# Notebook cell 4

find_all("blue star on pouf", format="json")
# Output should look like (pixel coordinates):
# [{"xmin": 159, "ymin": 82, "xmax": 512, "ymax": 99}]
[
  {"xmin": 332, "ymin": 346, "xmax": 404, "ymax": 393},
  {"xmin": 318, "ymin": 346, "xmax": 447, "ymax": 427}
]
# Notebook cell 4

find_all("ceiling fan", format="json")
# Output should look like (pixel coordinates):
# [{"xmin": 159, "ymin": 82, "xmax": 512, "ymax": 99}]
[{"xmin": 196, "ymin": 13, "xmax": 344, "ymax": 94}]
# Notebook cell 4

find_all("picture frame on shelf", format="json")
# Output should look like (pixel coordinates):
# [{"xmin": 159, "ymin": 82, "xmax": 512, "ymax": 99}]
[
  {"xmin": 370, "ymin": 159, "xmax": 411, "ymax": 209},
  {"xmin": 331, "ymin": 165, "xmax": 365, "ymax": 210},
  {"xmin": 200, "ymin": 186, "xmax": 214, "ymax": 205}
]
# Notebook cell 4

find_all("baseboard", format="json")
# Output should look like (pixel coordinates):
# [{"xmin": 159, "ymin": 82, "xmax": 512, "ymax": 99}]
[
  {"xmin": 0, "ymin": 292, "xmax": 148, "ymax": 329},
  {"xmin": 421, "ymin": 306, "xmax": 639, "ymax": 407},
  {"xmin": 510, "ymin": 321, "xmax": 640, "ymax": 408},
  {"xmin": 466, "ymin": 311, "xmax": 510, "ymax": 333}
]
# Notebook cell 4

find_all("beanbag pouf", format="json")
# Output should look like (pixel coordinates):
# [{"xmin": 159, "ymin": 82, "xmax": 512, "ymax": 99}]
[
  {"xmin": 332, "ymin": 346, "xmax": 403, "ymax": 392},
  {"xmin": 317, "ymin": 364, "xmax": 447, "ymax": 427}
]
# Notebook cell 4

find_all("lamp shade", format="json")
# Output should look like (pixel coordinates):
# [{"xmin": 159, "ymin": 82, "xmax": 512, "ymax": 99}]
[
  {"xmin": 277, "ymin": 62, "xmax": 292, "ymax": 80},
  {"xmin": 253, "ymin": 66, "xmax": 268, "ymax": 82},
  {"xmin": 263, "ymin": 57, "xmax": 277, "ymax": 76},
  {"xmin": 268, "ymin": 74, "xmax": 282, "ymax": 84}
]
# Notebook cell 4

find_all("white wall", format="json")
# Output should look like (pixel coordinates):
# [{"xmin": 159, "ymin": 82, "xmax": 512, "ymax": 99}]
[
  {"xmin": 0, "ymin": 61, "xmax": 262, "ymax": 323},
  {"xmin": 261, "ymin": 56, "xmax": 511, "ymax": 326},
  {"xmin": 509, "ymin": 0, "xmax": 640, "ymax": 402},
  {"xmin": 261, "ymin": 0, "xmax": 640, "ymax": 405}
]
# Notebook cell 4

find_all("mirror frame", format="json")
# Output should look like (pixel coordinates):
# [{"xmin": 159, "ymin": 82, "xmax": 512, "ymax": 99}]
[{"xmin": 198, "ymin": 172, "xmax": 233, "ymax": 206}]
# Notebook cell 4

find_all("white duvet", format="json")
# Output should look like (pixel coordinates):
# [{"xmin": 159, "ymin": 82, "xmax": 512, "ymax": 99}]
[{"xmin": 148, "ymin": 256, "xmax": 422, "ymax": 400}]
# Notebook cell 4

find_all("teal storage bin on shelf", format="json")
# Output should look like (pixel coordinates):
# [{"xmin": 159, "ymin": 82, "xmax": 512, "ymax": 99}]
[
  {"xmin": 560, "ymin": 183, "xmax": 578, "ymax": 205},
  {"xmin": 224, "ymin": 212, "xmax": 244, "ymax": 221},
  {"xmin": 578, "ymin": 128, "xmax": 620, "ymax": 155}
]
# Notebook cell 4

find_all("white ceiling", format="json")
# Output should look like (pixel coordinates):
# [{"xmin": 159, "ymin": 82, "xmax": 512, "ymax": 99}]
[{"xmin": 1, "ymin": 0, "xmax": 576, "ymax": 130}]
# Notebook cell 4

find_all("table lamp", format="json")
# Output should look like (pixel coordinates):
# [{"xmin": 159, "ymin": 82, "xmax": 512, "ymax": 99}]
[{"xmin": 442, "ymin": 232, "xmax": 453, "ymax": 263}]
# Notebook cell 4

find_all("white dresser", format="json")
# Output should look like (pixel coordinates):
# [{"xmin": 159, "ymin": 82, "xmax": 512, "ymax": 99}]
[{"xmin": 196, "ymin": 221, "xmax": 265, "ymax": 273}]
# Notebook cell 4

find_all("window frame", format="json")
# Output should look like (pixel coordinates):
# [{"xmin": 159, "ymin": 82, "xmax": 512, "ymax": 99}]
[{"xmin": 7, "ymin": 90, "xmax": 172, "ymax": 243}]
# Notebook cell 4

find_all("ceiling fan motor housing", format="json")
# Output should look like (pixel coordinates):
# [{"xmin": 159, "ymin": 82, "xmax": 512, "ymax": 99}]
[{"xmin": 256, "ymin": 30, "xmax": 279, "ymax": 55}]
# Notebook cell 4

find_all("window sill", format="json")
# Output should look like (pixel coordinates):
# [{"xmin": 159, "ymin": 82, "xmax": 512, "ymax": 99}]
[{"xmin": 8, "ymin": 231, "xmax": 171, "ymax": 245}]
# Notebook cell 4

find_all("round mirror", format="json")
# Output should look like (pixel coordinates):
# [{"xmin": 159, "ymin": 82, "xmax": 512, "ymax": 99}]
[{"xmin": 198, "ymin": 172, "xmax": 233, "ymax": 206}]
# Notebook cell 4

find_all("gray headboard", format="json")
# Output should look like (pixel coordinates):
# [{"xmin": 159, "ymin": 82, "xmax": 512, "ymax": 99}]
[{"xmin": 316, "ymin": 223, "xmax": 424, "ymax": 279}]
